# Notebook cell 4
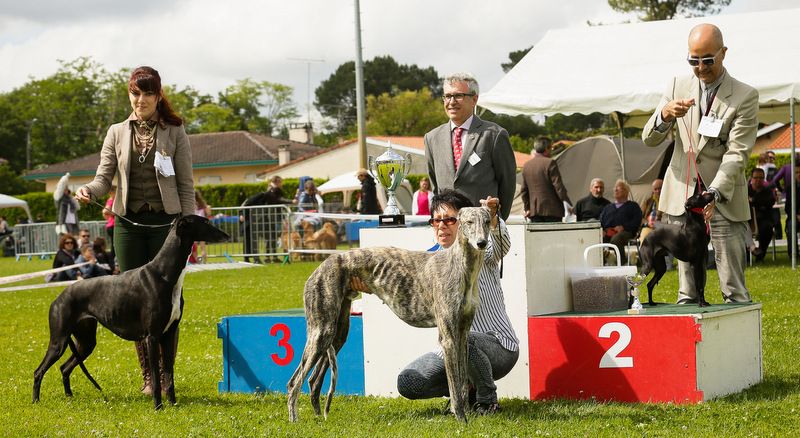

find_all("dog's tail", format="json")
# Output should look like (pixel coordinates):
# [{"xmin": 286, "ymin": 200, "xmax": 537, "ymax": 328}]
[
  {"xmin": 67, "ymin": 337, "xmax": 102, "ymax": 393},
  {"xmin": 323, "ymin": 345, "xmax": 338, "ymax": 419}
]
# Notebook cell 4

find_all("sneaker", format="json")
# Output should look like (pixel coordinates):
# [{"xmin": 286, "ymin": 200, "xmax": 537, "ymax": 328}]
[{"xmin": 472, "ymin": 402, "xmax": 502, "ymax": 415}]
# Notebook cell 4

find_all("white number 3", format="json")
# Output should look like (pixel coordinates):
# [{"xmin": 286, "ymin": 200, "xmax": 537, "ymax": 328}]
[{"xmin": 598, "ymin": 322, "xmax": 633, "ymax": 368}]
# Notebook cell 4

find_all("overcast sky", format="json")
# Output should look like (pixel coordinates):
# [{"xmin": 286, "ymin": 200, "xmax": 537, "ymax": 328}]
[{"xmin": 0, "ymin": 0, "xmax": 796, "ymax": 126}]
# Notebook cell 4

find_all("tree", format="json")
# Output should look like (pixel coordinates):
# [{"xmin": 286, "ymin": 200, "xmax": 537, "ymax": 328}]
[
  {"xmin": 364, "ymin": 89, "xmax": 443, "ymax": 136},
  {"xmin": 218, "ymin": 79, "xmax": 298, "ymax": 135},
  {"xmin": 608, "ymin": 0, "xmax": 731, "ymax": 21},
  {"xmin": 501, "ymin": 46, "xmax": 532, "ymax": 73},
  {"xmin": 315, "ymin": 55, "xmax": 440, "ymax": 134}
]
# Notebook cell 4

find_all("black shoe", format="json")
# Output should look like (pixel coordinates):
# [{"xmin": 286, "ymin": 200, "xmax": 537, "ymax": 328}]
[{"xmin": 472, "ymin": 402, "xmax": 502, "ymax": 415}]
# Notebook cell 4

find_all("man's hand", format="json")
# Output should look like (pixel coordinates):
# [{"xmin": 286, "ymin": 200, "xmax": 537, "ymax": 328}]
[
  {"xmin": 480, "ymin": 196, "xmax": 500, "ymax": 228},
  {"xmin": 74, "ymin": 187, "xmax": 92, "ymax": 203},
  {"xmin": 660, "ymin": 98, "xmax": 695, "ymax": 123},
  {"xmin": 703, "ymin": 199, "xmax": 716, "ymax": 222},
  {"xmin": 614, "ymin": 225, "xmax": 624, "ymax": 233},
  {"xmin": 350, "ymin": 276, "xmax": 369, "ymax": 293}
]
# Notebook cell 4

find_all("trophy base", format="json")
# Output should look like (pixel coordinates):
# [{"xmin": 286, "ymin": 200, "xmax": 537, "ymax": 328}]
[
  {"xmin": 627, "ymin": 308, "xmax": 647, "ymax": 315},
  {"xmin": 378, "ymin": 214, "xmax": 405, "ymax": 227}
]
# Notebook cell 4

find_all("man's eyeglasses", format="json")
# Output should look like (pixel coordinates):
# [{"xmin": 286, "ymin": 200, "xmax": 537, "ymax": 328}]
[
  {"xmin": 687, "ymin": 48, "xmax": 723, "ymax": 67},
  {"xmin": 429, "ymin": 216, "xmax": 458, "ymax": 226},
  {"xmin": 442, "ymin": 93, "xmax": 475, "ymax": 103}
]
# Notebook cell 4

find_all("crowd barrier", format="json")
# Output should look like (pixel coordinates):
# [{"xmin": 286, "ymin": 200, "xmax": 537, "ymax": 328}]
[
  {"xmin": 13, "ymin": 221, "xmax": 107, "ymax": 260},
  {"xmin": 10, "ymin": 205, "xmax": 436, "ymax": 262}
]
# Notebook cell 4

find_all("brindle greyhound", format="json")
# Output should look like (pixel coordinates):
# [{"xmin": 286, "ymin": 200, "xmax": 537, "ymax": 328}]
[
  {"xmin": 32, "ymin": 215, "xmax": 229, "ymax": 409},
  {"xmin": 287, "ymin": 206, "xmax": 491, "ymax": 423}
]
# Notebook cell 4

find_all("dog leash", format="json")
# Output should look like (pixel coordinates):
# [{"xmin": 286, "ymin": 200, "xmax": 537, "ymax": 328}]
[
  {"xmin": 679, "ymin": 114, "xmax": 711, "ymax": 235},
  {"xmin": 85, "ymin": 196, "xmax": 175, "ymax": 229}
]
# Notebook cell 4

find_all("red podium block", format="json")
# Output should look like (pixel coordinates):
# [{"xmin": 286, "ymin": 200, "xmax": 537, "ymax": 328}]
[{"xmin": 528, "ymin": 303, "xmax": 762, "ymax": 403}]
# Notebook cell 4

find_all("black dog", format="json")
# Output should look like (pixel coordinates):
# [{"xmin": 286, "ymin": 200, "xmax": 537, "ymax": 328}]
[
  {"xmin": 32, "ymin": 215, "xmax": 229, "ymax": 409},
  {"xmin": 638, "ymin": 192, "xmax": 716, "ymax": 307}
]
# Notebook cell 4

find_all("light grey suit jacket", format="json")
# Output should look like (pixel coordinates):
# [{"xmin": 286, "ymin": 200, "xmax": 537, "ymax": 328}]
[
  {"xmin": 83, "ymin": 117, "xmax": 196, "ymax": 216},
  {"xmin": 642, "ymin": 72, "xmax": 758, "ymax": 222},
  {"xmin": 424, "ymin": 115, "xmax": 516, "ymax": 219}
]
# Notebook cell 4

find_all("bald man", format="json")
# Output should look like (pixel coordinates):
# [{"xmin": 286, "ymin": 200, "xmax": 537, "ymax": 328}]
[{"xmin": 643, "ymin": 23, "xmax": 757, "ymax": 304}]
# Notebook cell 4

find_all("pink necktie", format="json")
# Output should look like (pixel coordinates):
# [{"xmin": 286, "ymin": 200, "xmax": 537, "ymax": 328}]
[{"xmin": 453, "ymin": 127, "xmax": 463, "ymax": 170}]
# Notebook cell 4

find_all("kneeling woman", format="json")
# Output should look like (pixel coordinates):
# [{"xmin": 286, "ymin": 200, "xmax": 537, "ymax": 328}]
[{"xmin": 353, "ymin": 189, "xmax": 518, "ymax": 414}]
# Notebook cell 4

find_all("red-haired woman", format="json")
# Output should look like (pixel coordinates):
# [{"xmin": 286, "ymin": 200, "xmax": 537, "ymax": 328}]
[{"xmin": 75, "ymin": 66, "xmax": 195, "ymax": 396}]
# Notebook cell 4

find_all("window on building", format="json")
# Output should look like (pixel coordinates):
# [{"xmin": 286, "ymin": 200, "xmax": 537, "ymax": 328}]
[{"xmin": 198, "ymin": 176, "xmax": 222, "ymax": 185}]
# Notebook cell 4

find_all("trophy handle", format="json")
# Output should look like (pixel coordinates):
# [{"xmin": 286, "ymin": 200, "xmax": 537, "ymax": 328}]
[
  {"xmin": 404, "ymin": 153, "xmax": 412, "ymax": 177},
  {"xmin": 367, "ymin": 156, "xmax": 376, "ymax": 179}
]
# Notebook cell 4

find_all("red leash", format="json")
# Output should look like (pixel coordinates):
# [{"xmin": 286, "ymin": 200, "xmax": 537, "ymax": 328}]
[{"xmin": 680, "ymin": 112, "xmax": 711, "ymax": 235}]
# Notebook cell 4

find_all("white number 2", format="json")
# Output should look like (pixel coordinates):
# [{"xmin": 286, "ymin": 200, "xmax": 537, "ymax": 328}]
[{"xmin": 598, "ymin": 322, "xmax": 633, "ymax": 368}]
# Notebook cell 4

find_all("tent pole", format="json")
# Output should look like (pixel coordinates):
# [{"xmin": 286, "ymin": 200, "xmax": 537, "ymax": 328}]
[
  {"xmin": 791, "ymin": 98, "xmax": 796, "ymax": 270},
  {"xmin": 614, "ymin": 112, "xmax": 626, "ymax": 181}
]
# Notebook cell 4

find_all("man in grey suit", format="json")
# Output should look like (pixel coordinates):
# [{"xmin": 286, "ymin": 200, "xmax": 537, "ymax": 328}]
[
  {"xmin": 425, "ymin": 73, "xmax": 516, "ymax": 220},
  {"xmin": 642, "ymin": 23, "xmax": 757, "ymax": 304},
  {"xmin": 520, "ymin": 137, "xmax": 572, "ymax": 222}
]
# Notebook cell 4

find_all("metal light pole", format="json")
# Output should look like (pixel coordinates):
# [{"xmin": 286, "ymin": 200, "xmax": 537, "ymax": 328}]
[
  {"xmin": 287, "ymin": 57, "xmax": 324, "ymax": 125},
  {"xmin": 353, "ymin": 0, "xmax": 367, "ymax": 169},
  {"xmin": 26, "ymin": 118, "xmax": 37, "ymax": 170}
]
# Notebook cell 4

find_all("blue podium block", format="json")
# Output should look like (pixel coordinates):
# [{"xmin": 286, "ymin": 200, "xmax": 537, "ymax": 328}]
[{"xmin": 217, "ymin": 309, "xmax": 364, "ymax": 395}]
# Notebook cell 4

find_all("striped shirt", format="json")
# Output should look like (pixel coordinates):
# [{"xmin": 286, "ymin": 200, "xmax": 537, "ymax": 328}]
[{"xmin": 433, "ymin": 219, "xmax": 519, "ymax": 355}]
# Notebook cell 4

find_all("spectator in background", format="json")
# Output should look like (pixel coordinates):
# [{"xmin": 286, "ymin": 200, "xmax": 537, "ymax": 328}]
[
  {"xmin": 93, "ymin": 237, "xmax": 117, "ymax": 274},
  {"xmin": 76, "ymin": 244, "xmax": 111, "ymax": 278},
  {"xmin": 574, "ymin": 178, "xmax": 610, "ymax": 221},
  {"xmin": 295, "ymin": 179, "xmax": 324, "ymax": 231},
  {"xmin": 191, "ymin": 190, "xmax": 212, "ymax": 264},
  {"xmin": 103, "ymin": 188, "xmax": 116, "ymax": 253},
  {"xmin": 0, "ymin": 216, "xmax": 9, "ymax": 236},
  {"xmin": 55, "ymin": 187, "xmax": 80, "ymax": 237},
  {"xmin": 600, "ymin": 180, "xmax": 643, "ymax": 265},
  {"xmin": 784, "ymin": 165, "xmax": 800, "ymax": 258},
  {"xmin": 757, "ymin": 151, "xmax": 778, "ymax": 182},
  {"xmin": 748, "ymin": 168, "xmax": 775, "ymax": 262},
  {"xmin": 356, "ymin": 168, "xmax": 381, "ymax": 214},
  {"xmin": 240, "ymin": 176, "xmax": 292, "ymax": 263},
  {"xmin": 78, "ymin": 228, "xmax": 91, "ymax": 248},
  {"xmin": 639, "ymin": 179, "xmax": 664, "ymax": 241},
  {"xmin": 520, "ymin": 137, "xmax": 572, "ymax": 223},
  {"xmin": 771, "ymin": 154, "xmax": 800, "ymax": 199},
  {"xmin": 50, "ymin": 234, "xmax": 80, "ymax": 282},
  {"xmin": 412, "ymin": 176, "xmax": 433, "ymax": 216}
]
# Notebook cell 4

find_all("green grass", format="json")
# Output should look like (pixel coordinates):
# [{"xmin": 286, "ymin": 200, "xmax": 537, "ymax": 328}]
[{"xmin": 1, "ymin": 253, "xmax": 799, "ymax": 436}]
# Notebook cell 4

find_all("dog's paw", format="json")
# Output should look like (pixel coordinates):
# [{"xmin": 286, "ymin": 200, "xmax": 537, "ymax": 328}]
[{"xmin": 699, "ymin": 300, "xmax": 711, "ymax": 307}]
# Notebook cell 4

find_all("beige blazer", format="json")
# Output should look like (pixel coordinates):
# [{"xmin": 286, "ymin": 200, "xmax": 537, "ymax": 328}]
[
  {"xmin": 642, "ymin": 72, "xmax": 758, "ymax": 222},
  {"xmin": 83, "ymin": 117, "xmax": 196, "ymax": 216}
]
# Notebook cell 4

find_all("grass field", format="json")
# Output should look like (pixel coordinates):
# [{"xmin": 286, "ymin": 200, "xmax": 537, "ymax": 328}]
[{"xmin": 1, "ymin": 251, "xmax": 799, "ymax": 437}]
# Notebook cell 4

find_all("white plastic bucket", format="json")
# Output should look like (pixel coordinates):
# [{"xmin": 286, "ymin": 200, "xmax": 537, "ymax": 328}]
[{"xmin": 569, "ymin": 243, "xmax": 637, "ymax": 312}]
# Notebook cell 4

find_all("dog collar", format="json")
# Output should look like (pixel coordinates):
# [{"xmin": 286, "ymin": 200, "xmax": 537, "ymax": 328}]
[{"xmin": 690, "ymin": 207, "xmax": 704, "ymax": 215}]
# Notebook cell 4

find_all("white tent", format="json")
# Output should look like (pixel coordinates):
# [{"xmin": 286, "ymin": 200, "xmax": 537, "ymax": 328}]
[
  {"xmin": 0, "ymin": 194, "xmax": 32, "ymax": 221},
  {"xmin": 479, "ymin": 8, "xmax": 800, "ymax": 126},
  {"xmin": 481, "ymin": 7, "xmax": 800, "ymax": 267}
]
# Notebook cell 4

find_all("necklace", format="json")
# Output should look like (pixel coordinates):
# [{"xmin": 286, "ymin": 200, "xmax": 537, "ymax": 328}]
[{"xmin": 133, "ymin": 121, "xmax": 157, "ymax": 163}]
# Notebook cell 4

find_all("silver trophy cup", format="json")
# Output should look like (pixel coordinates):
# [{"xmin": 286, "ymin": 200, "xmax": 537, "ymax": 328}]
[
  {"xmin": 368, "ymin": 143, "xmax": 411, "ymax": 226},
  {"xmin": 625, "ymin": 273, "xmax": 646, "ymax": 314}
]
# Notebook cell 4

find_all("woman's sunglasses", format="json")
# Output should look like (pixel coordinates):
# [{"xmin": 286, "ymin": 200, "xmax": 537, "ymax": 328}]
[{"xmin": 428, "ymin": 217, "xmax": 457, "ymax": 226}]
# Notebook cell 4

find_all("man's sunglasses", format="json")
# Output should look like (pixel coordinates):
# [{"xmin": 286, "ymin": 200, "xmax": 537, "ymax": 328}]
[
  {"xmin": 687, "ymin": 48, "xmax": 723, "ymax": 67},
  {"xmin": 428, "ymin": 216, "xmax": 457, "ymax": 226}
]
